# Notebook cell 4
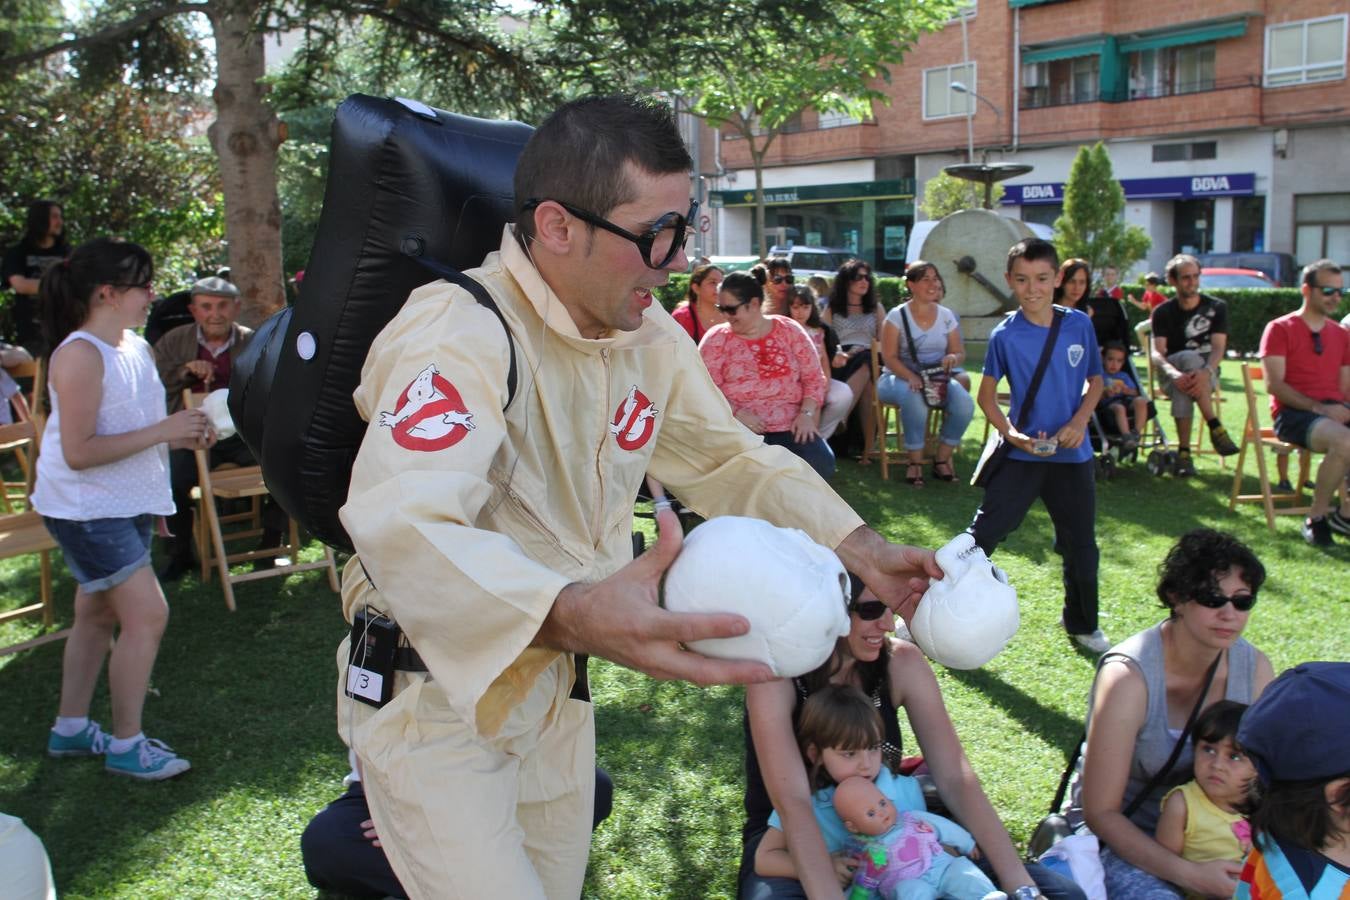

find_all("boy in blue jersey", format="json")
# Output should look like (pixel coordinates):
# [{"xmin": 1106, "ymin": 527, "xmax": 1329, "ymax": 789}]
[{"xmin": 969, "ymin": 238, "xmax": 1110, "ymax": 654}]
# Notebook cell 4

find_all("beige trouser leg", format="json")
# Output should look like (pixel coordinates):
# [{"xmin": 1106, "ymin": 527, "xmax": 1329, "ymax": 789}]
[{"xmin": 335, "ymin": 644, "xmax": 594, "ymax": 900}]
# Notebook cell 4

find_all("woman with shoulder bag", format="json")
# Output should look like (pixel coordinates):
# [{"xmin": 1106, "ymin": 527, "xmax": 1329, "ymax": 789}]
[
  {"xmin": 1072, "ymin": 529, "xmax": 1275, "ymax": 899},
  {"xmin": 875, "ymin": 261, "xmax": 974, "ymax": 486}
]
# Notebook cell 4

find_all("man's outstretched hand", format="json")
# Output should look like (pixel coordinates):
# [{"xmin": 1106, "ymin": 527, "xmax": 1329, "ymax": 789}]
[
  {"xmin": 535, "ymin": 504, "xmax": 776, "ymax": 686},
  {"xmin": 836, "ymin": 526, "xmax": 944, "ymax": 624}
]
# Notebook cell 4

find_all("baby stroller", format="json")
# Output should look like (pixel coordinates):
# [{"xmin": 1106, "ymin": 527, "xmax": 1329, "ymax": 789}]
[{"xmin": 1087, "ymin": 357, "xmax": 1173, "ymax": 480}]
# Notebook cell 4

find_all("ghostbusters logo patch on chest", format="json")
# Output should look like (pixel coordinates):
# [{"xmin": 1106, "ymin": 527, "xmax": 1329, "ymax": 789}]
[
  {"xmin": 378, "ymin": 363, "xmax": 476, "ymax": 451},
  {"xmin": 609, "ymin": 385, "xmax": 658, "ymax": 451}
]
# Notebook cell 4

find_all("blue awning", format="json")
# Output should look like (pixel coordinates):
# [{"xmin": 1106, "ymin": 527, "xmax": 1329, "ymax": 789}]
[{"xmin": 1009, "ymin": 0, "xmax": 1068, "ymax": 8}]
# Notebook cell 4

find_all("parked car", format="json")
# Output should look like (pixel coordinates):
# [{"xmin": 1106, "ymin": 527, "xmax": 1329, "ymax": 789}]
[
  {"xmin": 766, "ymin": 245, "xmax": 857, "ymax": 280},
  {"xmin": 1201, "ymin": 267, "xmax": 1277, "ymax": 290},
  {"xmin": 1198, "ymin": 252, "xmax": 1298, "ymax": 286}
]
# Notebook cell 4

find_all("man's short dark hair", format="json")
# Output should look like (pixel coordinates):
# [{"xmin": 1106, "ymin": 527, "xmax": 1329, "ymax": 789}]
[
  {"xmin": 513, "ymin": 95, "xmax": 693, "ymax": 246},
  {"xmin": 1165, "ymin": 253, "xmax": 1200, "ymax": 283},
  {"xmin": 1006, "ymin": 238, "xmax": 1059, "ymax": 274},
  {"xmin": 1300, "ymin": 258, "xmax": 1341, "ymax": 288}
]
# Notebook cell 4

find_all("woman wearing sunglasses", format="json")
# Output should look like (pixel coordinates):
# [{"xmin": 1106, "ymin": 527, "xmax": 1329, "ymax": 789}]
[
  {"xmin": 758, "ymin": 257, "xmax": 796, "ymax": 316},
  {"xmin": 741, "ymin": 577, "xmax": 1082, "ymax": 900},
  {"xmin": 824, "ymin": 259, "xmax": 885, "ymax": 464},
  {"xmin": 1074, "ymin": 528, "xmax": 1275, "ymax": 900},
  {"xmin": 699, "ymin": 271, "xmax": 834, "ymax": 478}
]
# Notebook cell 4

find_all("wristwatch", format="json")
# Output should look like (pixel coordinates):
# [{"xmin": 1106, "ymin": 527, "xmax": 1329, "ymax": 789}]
[{"xmin": 1012, "ymin": 887, "xmax": 1045, "ymax": 900}]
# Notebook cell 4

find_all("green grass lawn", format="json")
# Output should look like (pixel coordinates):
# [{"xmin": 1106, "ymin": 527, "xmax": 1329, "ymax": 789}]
[{"xmin": 2, "ymin": 357, "xmax": 1346, "ymax": 899}]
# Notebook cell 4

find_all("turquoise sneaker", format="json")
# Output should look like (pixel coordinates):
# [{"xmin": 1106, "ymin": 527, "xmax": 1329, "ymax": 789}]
[
  {"xmin": 46, "ymin": 721, "xmax": 109, "ymax": 758},
  {"xmin": 104, "ymin": 737, "xmax": 191, "ymax": 781}
]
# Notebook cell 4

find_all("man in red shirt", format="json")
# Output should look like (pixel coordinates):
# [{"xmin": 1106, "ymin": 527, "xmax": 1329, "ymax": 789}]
[{"xmin": 1258, "ymin": 259, "xmax": 1349, "ymax": 546}]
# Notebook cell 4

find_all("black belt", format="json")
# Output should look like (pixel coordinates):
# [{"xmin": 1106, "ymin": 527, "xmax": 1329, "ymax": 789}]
[{"xmin": 394, "ymin": 647, "xmax": 591, "ymax": 703}]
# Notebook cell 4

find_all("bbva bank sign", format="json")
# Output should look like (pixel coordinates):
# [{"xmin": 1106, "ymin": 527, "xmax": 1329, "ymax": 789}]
[{"xmin": 1002, "ymin": 173, "xmax": 1256, "ymax": 205}]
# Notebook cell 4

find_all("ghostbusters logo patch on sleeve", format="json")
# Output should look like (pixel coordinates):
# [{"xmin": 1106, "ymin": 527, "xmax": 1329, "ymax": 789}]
[
  {"xmin": 378, "ymin": 363, "xmax": 477, "ymax": 451},
  {"xmin": 609, "ymin": 384, "xmax": 658, "ymax": 451}
]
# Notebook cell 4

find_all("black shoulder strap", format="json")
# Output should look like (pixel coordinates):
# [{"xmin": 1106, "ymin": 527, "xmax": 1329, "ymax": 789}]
[
  {"xmin": 899, "ymin": 304, "xmax": 921, "ymax": 369},
  {"xmin": 1013, "ymin": 308, "xmax": 1065, "ymax": 431},
  {"xmin": 1048, "ymin": 648, "xmax": 1222, "ymax": 817},
  {"xmin": 411, "ymin": 255, "xmax": 518, "ymax": 409},
  {"xmin": 1121, "ymin": 650, "xmax": 1224, "ymax": 819}
]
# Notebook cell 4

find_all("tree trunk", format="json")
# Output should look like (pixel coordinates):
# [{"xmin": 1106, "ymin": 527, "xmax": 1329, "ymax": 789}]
[{"xmin": 207, "ymin": 0, "xmax": 284, "ymax": 327}]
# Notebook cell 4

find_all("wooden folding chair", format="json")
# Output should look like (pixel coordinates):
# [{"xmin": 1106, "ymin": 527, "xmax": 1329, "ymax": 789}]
[
  {"xmin": 1228, "ymin": 364, "xmax": 1312, "ymax": 530},
  {"xmin": 0, "ymin": 358, "xmax": 68, "ymax": 656},
  {"xmin": 871, "ymin": 341, "xmax": 942, "ymax": 481},
  {"xmin": 1, "ymin": 359, "xmax": 44, "ymax": 512},
  {"xmin": 184, "ymin": 391, "xmax": 339, "ymax": 611}
]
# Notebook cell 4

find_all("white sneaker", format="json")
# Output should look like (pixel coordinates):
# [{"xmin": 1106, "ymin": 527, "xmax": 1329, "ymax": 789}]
[{"xmin": 1072, "ymin": 630, "xmax": 1112, "ymax": 654}]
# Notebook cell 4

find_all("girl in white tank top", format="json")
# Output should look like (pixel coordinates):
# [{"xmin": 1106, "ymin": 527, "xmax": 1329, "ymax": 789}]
[{"xmin": 32, "ymin": 238, "xmax": 212, "ymax": 781}]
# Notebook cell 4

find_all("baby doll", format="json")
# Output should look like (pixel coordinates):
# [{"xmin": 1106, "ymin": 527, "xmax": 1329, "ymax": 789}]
[
  {"xmin": 833, "ymin": 775, "xmax": 1006, "ymax": 900},
  {"xmin": 1155, "ymin": 700, "xmax": 1255, "ymax": 900}
]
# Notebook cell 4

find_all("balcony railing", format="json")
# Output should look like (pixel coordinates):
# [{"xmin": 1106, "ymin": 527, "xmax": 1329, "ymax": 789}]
[{"xmin": 1020, "ymin": 74, "xmax": 1260, "ymax": 109}]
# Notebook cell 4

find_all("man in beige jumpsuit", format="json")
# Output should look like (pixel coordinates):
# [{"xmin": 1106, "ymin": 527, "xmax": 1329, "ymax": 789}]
[{"xmin": 336, "ymin": 95, "xmax": 941, "ymax": 899}]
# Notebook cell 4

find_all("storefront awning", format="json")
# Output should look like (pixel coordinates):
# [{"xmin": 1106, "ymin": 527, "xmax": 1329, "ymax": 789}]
[
  {"xmin": 1008, "ymin": 0, "xmax": 1067, "ymax": 8},
  {"xmin": 1118, "ymin": 18, "xmax": 1249, "ymax": 54},
  {"xmin": 1022, "ymin": 37, "xmax": 1109, "ymax": 64},
  {"xmin": 708, "ymin": 178, "xmax": 915, "ymax": 209}
]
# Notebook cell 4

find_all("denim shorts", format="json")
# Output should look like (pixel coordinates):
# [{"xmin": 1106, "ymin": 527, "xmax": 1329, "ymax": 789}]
[
  {"xmin": 1273, "ymin": 403, "xmax": 1348, "ymax": 449},
  {"xmin": 43, "ymin": 514, "xmax": 153, "ymax": 592}
]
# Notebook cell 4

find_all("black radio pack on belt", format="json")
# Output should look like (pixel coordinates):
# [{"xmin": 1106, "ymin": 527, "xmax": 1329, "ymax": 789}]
[{"xmin": 345, "ymin": 609, "xmax": 401, "ymax": 708}]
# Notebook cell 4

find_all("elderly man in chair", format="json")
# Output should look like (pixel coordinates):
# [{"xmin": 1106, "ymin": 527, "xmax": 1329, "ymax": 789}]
[{"xmin": 153, "ymin": 276, "xmax": 283, "ymax": 580}]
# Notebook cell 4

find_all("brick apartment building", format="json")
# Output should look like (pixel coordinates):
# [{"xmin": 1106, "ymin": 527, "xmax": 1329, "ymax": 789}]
[{"xmin": 703, "ymin": 0, "xmax": 1349, "ymax": 278}]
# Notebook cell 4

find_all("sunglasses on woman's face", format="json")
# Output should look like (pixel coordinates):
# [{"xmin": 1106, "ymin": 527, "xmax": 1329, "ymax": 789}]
[
  {"xmin": 1193, "ymin": 589, "xmax": 1257, "ymax": 612},
  {"xmin": 716, "ymin": 300, "xmax": 749, "ymax": 315},
  {"xmin": 850, "ymin": 598, "xmax": 891, "ymax": 620},
  {"xmin": 851, "ymin": 271, "xmax": 872, "ymax": 281},
  {"xmin": 771, "ymin": 274, "xmax": 794, "ymax": 285}
]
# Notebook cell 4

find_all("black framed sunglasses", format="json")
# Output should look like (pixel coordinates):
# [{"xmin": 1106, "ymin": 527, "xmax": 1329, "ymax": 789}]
[
  {"xmin": 715, "ymin": 300, "xmax": 749, "ymax": 315},
  {"xmin": 849, "ymin": 598, "xmax": 891, "ymax": 620},
  {"xmin": 1312, "ymin": 331, "xmax": 1324, "ymax": 355},
  {"xmin": 522, "ymin": 197, "xmax": 697, "ymax": 270},
  {"xmin": 1193, "ymin": 589, "xmax": 1257, "ymax": 612},
  {"xmin": 770, "ymin": 274, "xmax": 794, "ymax": 285},
  {"xmin": 1316, "ymin": 285, "xmax": 1343, "ymax": 298},
  {"xmin": 851, "ymin": 271, "xmax": 873, "ymax": 281}
]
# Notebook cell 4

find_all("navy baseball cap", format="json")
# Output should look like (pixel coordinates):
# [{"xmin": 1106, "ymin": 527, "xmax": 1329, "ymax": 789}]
[{"xmin": 1238, "ymin": 662, "xmax": 1350, "ymax": 784}]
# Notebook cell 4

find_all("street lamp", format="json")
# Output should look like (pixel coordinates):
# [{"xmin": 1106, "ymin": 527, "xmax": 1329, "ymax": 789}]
[{"xmin": 949, "ymin": 80, "xmax": 1004, "ymax": 164}]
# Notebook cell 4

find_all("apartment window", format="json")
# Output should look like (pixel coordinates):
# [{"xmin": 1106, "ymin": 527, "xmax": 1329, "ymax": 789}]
[
  {"xmin": 1021, "ymin": 56, "xmax": 1099, "ymax": 108},
  {"xmin": 1174, "ymin": 44, "xmax": 1216, "ymax": 93},
  {"xmin": 1294, "ymin": 193, "xmax": 1350, "ymax": 266},
  {"xmin": 948, "ymin": 1, "xmax": 976, "ymax": 22},
  {"xmin": 1152, "ymin": 141, "xmax": 1217, "ymax": 162},
  {"xmin": 923, "ymin": 63, "xmax": 975, "ymax": 119},
  {"xmin": 1129, "ymin": 44, "xmax": 1216, "ymax": 98},
  {"xmin": 1266, "ymin": 16, "xmax": 1347, "ymax": 87}
]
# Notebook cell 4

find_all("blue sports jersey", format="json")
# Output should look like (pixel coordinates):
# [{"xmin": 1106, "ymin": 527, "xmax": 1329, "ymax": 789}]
[{"xmin": 984, "ymin": 306, "xmax": 1102, "ymax": 464}]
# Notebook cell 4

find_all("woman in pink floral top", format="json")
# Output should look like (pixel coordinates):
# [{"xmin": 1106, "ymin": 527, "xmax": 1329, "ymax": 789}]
[{"xmin": 698, "ymin": 271, "xmax": 834, "ymax": 478}]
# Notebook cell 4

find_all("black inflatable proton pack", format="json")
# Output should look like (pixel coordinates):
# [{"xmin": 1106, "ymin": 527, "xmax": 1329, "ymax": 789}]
[{"xmin": 228, "ymin": 95, "xmax": 534, "ymax": 552}]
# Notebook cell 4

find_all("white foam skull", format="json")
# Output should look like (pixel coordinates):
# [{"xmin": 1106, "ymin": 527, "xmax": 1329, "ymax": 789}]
[
  {"xmin": 909, "ymin": 533, "xmax": 1019, "ymax": 670},
  {"xmin": 202, "ymin": 389, "xmax": 236, "ymax": 440},
  {"xmin": 662, "ymin": 516, "xmax": 851, "ymax": 678}
]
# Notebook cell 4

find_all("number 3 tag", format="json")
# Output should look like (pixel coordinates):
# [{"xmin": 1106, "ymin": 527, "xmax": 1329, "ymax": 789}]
[{"xmin": 345, "ymin": 610, "xmax": 399, "ymax": 708}]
